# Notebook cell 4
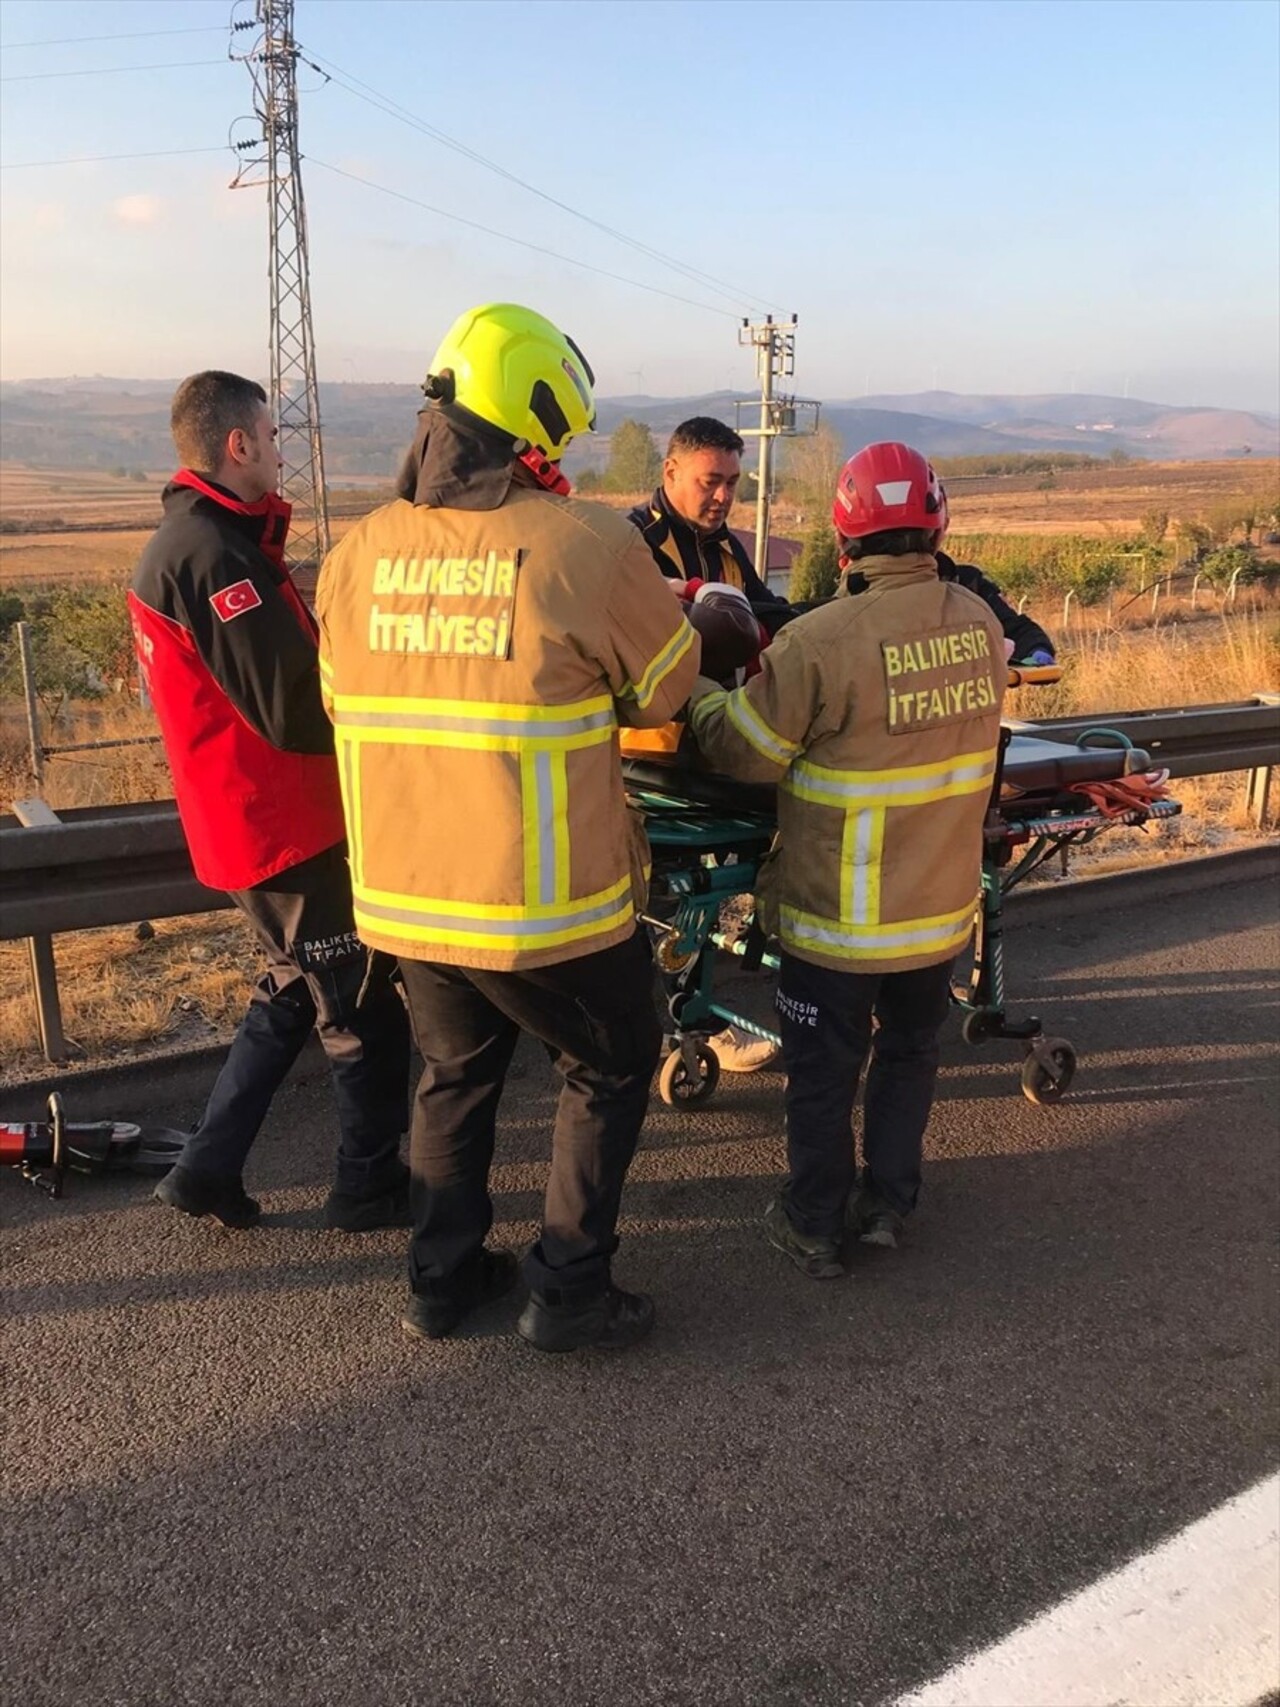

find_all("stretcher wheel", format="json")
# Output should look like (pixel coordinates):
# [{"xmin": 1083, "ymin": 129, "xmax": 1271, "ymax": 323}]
[
  {"xmin": 653, "ymin": 931, "xmax": 697, "ymax": 974},
  {"xmin": 961, "ymin": 1010, "xmax": 993, "ymax": 1046},
  {"xmin": 1021, "ymin": 1037, "xmax": 1076, "ymax": 1105},
  {"xmin": 658, "ymin": 1043, "xmax": 721, "ymax": 1107}
]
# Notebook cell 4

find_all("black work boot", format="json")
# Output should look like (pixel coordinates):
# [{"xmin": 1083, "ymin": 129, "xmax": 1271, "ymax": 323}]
[
  {"xmin": 517, "ymin": 1285, "xmax": 655, "ymax": 1353},
  {"xmin": 763, "ymin": 1197, "xmax": 845, "ymax": 1279},
  {"xmin": 400, "ymin": 1250, "xmax": 519, "ymax": 1342},
  {"xmin": 846, "ymin": 1184, "xmax": 904, "ymax": 1249},
  {"xmin": 324, "ymin": 1161, "xmax": 411, "ymax": 1232},
  {"xmin": 153, "ymin": 1167, "xmax": 261, "ymax": 1229}
]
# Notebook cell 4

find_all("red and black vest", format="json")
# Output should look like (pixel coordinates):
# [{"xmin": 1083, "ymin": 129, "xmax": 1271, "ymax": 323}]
[{"xmin": 129, "ymin": 472, "xmax": 345, "ymax": 891}]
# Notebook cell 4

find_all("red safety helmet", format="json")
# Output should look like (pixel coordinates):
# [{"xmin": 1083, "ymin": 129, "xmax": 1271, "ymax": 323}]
[{"xmin": 832, "ymin": 442, "xmax": 949, "ymax": 543}]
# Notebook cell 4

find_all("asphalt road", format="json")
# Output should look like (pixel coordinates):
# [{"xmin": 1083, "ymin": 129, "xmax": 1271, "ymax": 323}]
[{"xmin": 3, "ymin": 856, "xmax": 1278, "ymax": 1707}]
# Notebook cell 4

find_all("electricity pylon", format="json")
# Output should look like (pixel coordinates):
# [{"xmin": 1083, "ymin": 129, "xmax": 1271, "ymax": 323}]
[{"xmin": 231, "ymin": 0, "xmax": 329, "ymax": 576}]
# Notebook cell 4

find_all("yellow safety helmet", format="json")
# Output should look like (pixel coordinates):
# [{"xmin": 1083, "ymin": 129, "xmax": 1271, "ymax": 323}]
[{"xmin": 424, "ymin": 302, "xmax": 596, "ymax": 460}]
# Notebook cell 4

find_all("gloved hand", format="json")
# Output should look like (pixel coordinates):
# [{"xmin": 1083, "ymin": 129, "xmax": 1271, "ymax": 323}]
[
  {"xmin": 681, "ymin": 582, "xmax": 763, "ymax": 682},
  {"xmin": 1016, "ymin": 648, "xmax": 1056, "ymax": 667}
]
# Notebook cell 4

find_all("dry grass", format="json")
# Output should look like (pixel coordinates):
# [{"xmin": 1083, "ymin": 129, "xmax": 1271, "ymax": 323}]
[
  {"xmin": 0, "ymin": 913, "xmax": 258, "ymax": 1085},
  {"xmin": 2, "ymin": 465, "xmax": 1277, "ymax": 1078}
]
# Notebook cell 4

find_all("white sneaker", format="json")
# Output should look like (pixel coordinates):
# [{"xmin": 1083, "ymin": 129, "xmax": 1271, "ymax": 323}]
[{"xmin": 709, "ymin": 1024, "xmax": 780, "ymax": 1073}]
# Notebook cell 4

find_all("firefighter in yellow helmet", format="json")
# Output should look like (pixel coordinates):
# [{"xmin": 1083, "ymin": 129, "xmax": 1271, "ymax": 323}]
[
  {"xmin": 687, "ymin": 443, "xmax": 1006, "ymax": 1279},
  {"xmin": 316, "ymin": 304, "xmax": 699, "ymax": 1352}
]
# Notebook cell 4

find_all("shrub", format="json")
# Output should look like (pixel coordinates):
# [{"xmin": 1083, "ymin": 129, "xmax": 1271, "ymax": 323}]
[
  {"xmin": 1198, "ymin": 544, "xmax": 1261, "ymax": 588},
  {"xmin": 788, "ymin": 518, "xmax": 841, "ymax": 603}
]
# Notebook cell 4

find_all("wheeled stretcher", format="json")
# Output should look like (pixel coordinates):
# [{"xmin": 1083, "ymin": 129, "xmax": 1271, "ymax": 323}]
[{"xmin": 623, "ymin": 722, "xmax": 1180, "ymax": 1108}]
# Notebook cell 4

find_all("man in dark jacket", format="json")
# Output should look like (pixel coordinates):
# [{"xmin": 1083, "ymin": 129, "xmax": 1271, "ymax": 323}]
[
  {"xmin": 626, "ymin": 416, "xmax": 793, "ymax": 631},
  {"xmin": 130, "ymin": 370, "xmax": 410, "ymax": 1230}
]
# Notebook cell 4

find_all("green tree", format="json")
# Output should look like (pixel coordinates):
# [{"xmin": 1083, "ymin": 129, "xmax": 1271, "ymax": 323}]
[
  {"xmin": 0, "ymin": 591, "xmax": 26, "ymax": 636},
  {"xmin": 603, "ymin": 419, "xmax": 661, "ymax": 493},
  {"xmin": 48, "ymin": 586, "xmax": 135, "ymax": 685},
  {"xmin": 788, "ymin": 517, "xmax": 841, "ymax": 603},
  {"xmin": 575, "ymin": 467, "xmax": 602, "ymax": 493}
]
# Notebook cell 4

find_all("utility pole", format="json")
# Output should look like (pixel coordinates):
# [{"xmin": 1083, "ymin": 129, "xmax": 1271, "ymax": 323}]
[
  {"xmin": 736, "ymin": 315, "xmax": 819, "ymax": 583},
  {"xmin": 231, "ymin": 0, "xmax": 329, "ymax": 579}
]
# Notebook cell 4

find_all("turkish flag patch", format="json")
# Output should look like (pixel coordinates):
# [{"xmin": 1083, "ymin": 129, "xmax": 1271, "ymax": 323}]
[{"xmin": 210, "ymin": 579, "xmax": 263, "ymax": 623}]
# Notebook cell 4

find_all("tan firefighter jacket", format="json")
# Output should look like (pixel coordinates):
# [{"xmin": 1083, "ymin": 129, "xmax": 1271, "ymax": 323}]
[
  {"xmin": 688, "ymin": 553, "xmax": 1006, "ymax": 973},
  {"xmin": 315, "ymin": 483, "xmax": 699, "ymax": 971}
]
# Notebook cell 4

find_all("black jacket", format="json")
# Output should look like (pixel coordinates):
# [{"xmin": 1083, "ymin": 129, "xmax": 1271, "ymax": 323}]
[
  {"xmin": 626, "ymin": 487, "xmax": 792, "ymax": 630},
  {"xmin": 935, "ymin": 550, "xmax": 1053, "ymax": 660}
]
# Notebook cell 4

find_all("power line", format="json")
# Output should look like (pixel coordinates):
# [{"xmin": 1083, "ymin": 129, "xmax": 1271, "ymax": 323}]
[
  {"xmin": 1, "ymin": 25, "xmax": 227, "ymax": 49},
  {"xmin": 307, "ymin": 157, "xmax": 740, "ymax": 320},
  {"xmin": 307, "ymin": 49, "xmax": 776, "ymax": 316},
  {"xmin": 0, "ymin": 146, "xmax": 224, "ymax": 171},
  {"xmin": 0, "ymin": 59, "xmax": 229, "ymax": 83}
]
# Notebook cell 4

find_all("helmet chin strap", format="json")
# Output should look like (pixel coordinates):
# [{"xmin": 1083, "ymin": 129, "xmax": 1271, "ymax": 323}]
[{"xmin": 517, "ymin": 444, "xmax": 572, "ymax": 496}]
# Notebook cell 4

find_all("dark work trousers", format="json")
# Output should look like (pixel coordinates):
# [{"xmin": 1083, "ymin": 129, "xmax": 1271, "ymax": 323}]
[
  {"xmin": 396, "ymin": 928, "xmax": 662, "ymax": 1303},
  {"xmin": 776, "ymin": 950, "xmax": 955, "ymax": 1240},
  {"xmin": 179, "ymin": 842, "xmax": 410, "ymax": 1196}
]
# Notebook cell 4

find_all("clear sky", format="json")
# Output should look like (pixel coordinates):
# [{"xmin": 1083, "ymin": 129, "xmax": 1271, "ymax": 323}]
[{"xmin": 1, "ymin": 0, "xmax": 1277, "ymax": 412}]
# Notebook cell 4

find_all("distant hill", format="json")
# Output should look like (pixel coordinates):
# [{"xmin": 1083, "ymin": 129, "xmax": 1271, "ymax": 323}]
[
  {"xmin": 0, "ymin": 379, "xmax": 1274, "ymax": 478},
  {"xmin": 852, "ymin": 391, "xmax": 1279, "ymax": 460}
]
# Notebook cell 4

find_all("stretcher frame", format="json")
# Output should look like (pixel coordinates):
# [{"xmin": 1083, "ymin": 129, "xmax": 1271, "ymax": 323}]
[{"xmin": 625, "ymin": 726, "xmax": 1180, "ymax": 1108}]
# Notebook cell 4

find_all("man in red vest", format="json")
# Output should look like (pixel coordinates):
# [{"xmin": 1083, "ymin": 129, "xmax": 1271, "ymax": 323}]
[{"xmin": 130, "ymin": 370, "xmax": 410, "ymax": 1229}]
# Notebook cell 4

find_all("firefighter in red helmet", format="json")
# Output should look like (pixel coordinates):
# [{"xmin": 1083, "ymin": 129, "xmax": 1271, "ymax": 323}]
[{"xmin": 687, "ymin": 443, "xmax": 1007, "ymax": 1278}]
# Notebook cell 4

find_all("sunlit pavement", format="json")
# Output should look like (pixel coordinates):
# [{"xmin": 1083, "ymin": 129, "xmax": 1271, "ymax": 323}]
[{"xmin": 4, "ymin": 860, "xmax": 1277, "ymax": 1707}]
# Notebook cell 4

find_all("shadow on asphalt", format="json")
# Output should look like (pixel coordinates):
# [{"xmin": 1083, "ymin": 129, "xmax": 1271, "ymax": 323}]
[{"xmin": 4, "ymin": 871, "xmax": 1277, "ymax": 1706}]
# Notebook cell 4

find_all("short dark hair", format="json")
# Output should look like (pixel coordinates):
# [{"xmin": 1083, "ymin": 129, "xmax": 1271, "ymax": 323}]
[
  {"xmin": 171, "ymin": 371, "xmax": 267, "ymax": 472},
  {"xmin": 844, "ymin": 527, "xmax": 939, "ymax": 559},
  {"xmin": 666, "ymin": 416, "xmax": 744, "ymax": 459}
]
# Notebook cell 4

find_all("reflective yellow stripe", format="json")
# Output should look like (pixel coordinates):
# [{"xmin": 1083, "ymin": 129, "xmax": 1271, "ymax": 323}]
[
  {"xmin": 787, "ymin": 749, "xmax": 995, "ymax": 809},
  {"xmin": 725, "ymin": 691, "xmax": 801, "ymax": 766},
  {"xmin": 331, "ymin": 693, "xmax": 616, "ymax": 752},
  {"xmin": 781, "ymin": 897, "xmax": 976, "ymax": 961},
  {"xmin": 331, "ymin": 692, "xmax": 611, "ymax": 722},
  {"xmin": 352, "ymin": 872, "xmax": 631, "ymax": 923},
  {"xmin": 337, "ymin": 734, "xmax": 364, "ymax": 887},
  {"xmin": 841, "ymin": 806, "xmax": 885, "ymax": 926},
  {"xmin": 318, "ymin": 654, "xmax": 333, "ymax": 679},
  {"xmin": 351, "ymin": 873, "xmax": 633, "ymax": 953},
  {"xmin": 353, "ymin": 907, "xmax": 632, "ymax": 954},
  {"xmin": 332, "ymin": 725, "xmax": 611, "ymax": 753},
  {"xmin": 628, "ymin": 619, "xmax": 696, "ymax": 710}
]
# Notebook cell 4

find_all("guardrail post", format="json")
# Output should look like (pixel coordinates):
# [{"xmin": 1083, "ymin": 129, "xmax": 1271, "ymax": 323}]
[
  {"xmin": 1248, "ymin": 693, "xmax": 1280, "ymax": 829},
  {"xmin": 11, "ymin": 798, "xmax": 75, "ymax": 1066},
  {"xmin": 1246, "ymin": 766, "xmax": 1275, "ymax": 830}
]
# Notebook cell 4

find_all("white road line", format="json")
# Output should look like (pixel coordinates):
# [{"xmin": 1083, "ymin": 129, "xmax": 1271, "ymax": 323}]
[{"xmin": 895, "ymin": 1472, "xmax": 1280, "ymax": 1707}]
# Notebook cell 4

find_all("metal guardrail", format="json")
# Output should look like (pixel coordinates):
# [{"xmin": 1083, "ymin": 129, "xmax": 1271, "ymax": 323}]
[
  {"xmin": 1006, "ymin": 694, "xmax": 1280, "ymax": 780},
  {"xmin": 2, "ymin": 695, "xmax": 1278, "ymax": 1063}
]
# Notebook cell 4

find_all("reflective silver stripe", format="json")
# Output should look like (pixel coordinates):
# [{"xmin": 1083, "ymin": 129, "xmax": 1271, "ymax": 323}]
[
  {"xmin": 630, "ymin": 619, "xmax": 696, "ymax": 708},
  {"xmin": 535, "ymin": 750, "xmax": 556, "ymax": 906},
  {"xmin": 850, "ymin": 808, "xmax": 875, "ymax": 924},
  {"xmin": 334, "ymin": 707, "xmax": 615, "ymax": 738},
  {"xmin": 789, "ymin": 757, "xmax": 993, "ymax": 802},
  {"xmin": 355, "ymin": 891, "xmax": 630, "ymax": 937},
  {"xmin": 726, "ymin": 693, "xmax": 800, "ymax": 765},
  {"xmin": 785, "ymin": 913, "xmax": 971, "ymax": 952}
]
